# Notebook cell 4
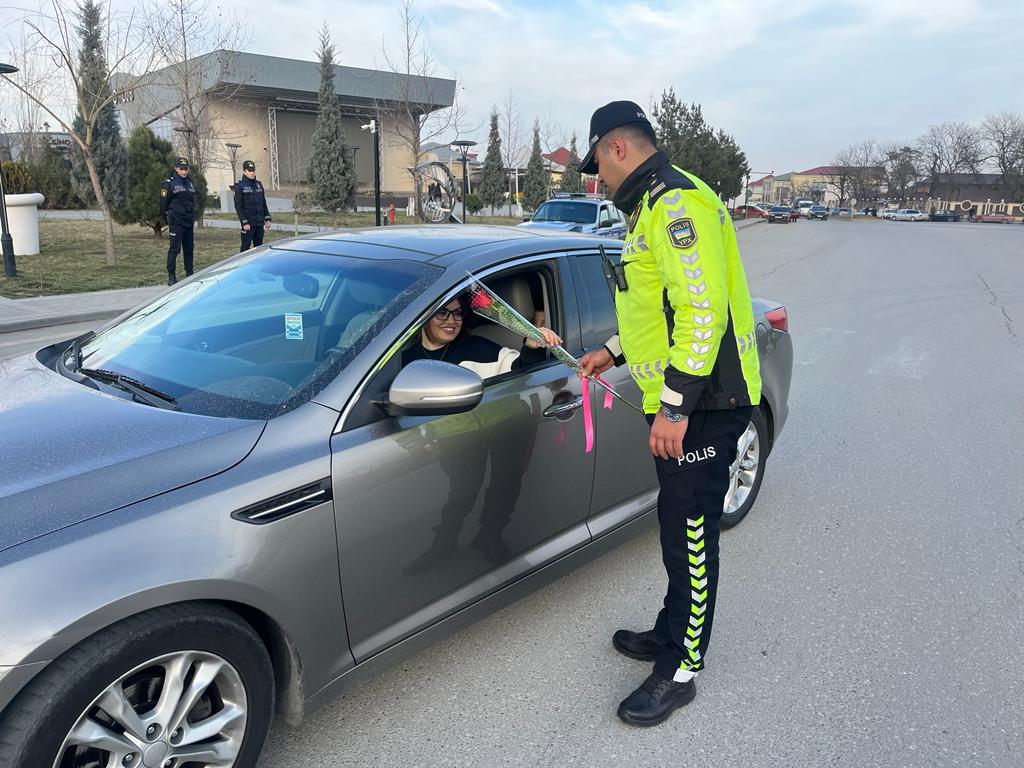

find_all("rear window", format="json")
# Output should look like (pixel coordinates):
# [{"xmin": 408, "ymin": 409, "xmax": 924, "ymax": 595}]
[{"xmin": 532, "ymin": 201, "xmax": 598, "ymax": 225}]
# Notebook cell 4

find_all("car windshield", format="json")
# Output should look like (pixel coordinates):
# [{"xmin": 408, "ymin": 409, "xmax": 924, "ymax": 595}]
[
  {"xmin": 73, "ymin": 249, "xmax": 439, "ymax": 420},
  {"xmin": 531, "ymin": 201, "xmax": 597, "ymax": 224},
  {"xmin": 770, "ymin": 206, "xmax": 790, "ymax": 212}
]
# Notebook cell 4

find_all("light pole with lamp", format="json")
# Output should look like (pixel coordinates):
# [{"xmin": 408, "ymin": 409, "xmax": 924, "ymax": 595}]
[
  {"xmin": 744, "ymin": 169, "xmax": 773, "ymax": 210},
  {"xmin": 172, "ymin": 125, "xmax": 194, "ymax": 163},
  {"xmin": 360, "ymin": 119, "xmax": 383, "ymax": 226},
  {"xmin": 450, "ymin": 140, "xmax": 476, "ymax": 223},
  {"xmin": 1, "ymin": 62, "xmax": 21, "ymax": 277},
  {"xmin": 225, "ymin": 142, "xmax": 241, "ymax": 186}
]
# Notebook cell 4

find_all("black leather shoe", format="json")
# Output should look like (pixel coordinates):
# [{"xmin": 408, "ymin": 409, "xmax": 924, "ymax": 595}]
[
  {"xmin": 612, "ymin": 629, "xmax": 663, "ymax": 662},
  {"xmin": 167, "ymin": 274, "xmax": 177, "ymax": 286},
  {"xmin": 617, "ymin": 673, "xmax": 697, "ymax": 727}
]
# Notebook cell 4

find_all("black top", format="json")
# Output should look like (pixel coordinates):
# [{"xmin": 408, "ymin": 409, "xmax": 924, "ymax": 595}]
[
  {"xmin": 402, "ymin": 335, "xmax": 546, "ymax": 370},
  {"xmin": 234, "ymin": 176, "xmax": 271, "ymax": 226},
  {"xmin": 159, "ymin": 174, "xmax": 197, "ymax": 228}
]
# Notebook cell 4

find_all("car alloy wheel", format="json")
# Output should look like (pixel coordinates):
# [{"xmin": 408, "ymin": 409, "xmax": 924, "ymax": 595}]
[
  {"xmin": 53, "ymin": 651, "xmax": 247, "ymax": 768},
  {"xmin": 721, "ymin": 407, "xmax": 768, "ymax": 529}
]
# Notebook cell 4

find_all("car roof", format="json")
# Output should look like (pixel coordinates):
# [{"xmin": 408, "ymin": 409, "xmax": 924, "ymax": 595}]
[{"xmin": 266, "ymin": 224, "xmax": 618, "ymax": 268}]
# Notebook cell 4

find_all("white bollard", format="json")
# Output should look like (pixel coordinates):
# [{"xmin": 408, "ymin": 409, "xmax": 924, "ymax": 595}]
[{"xmin": 4, "ymin": 193, "xmax": 46, "ymax": 255}]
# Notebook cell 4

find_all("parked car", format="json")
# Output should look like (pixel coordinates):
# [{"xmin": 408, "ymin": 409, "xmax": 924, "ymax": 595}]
[
  {"xmin": 793, "ymin": 199, "xmax": 814, "ymax": 218},
  {"xmin": 517, "ymin": 194, "xmax": 626, "ymax": 238},
  {"xmin": 881, "ymin": 208, "xmax": 899, "ymax": 220},
  {"xmin": 973, "ymin": 211, "xmax": 1015, "ymax": 223},
  {"xmin": 833, "ymin": 207, "xmax": 852, "ymax": 217},
  {"xmin": 893, "ymin": 209, "xmax": 927, "ymax": 222},
  {"xmin": 807, "ymin": 205, "xmax": 830, "ymax": 220},
  {"xmin": 734, "ymin": 204, "xmax": 768, "ymax": 219},
  {"xmin": 928, "ymin": 209, "xmax": 962, "ymax": 222},
  {"xmin": 0, "ymin": 227, "xmax": 792, "ymax": 767},
  {"xmin": 767, "ymin": 205, "xmax": 793, "ymax": 223}
]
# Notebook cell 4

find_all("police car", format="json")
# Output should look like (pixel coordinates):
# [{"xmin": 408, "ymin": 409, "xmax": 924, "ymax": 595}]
[{"xmin": 517, "ymin": 192, "xmax": 627, "ymax": 238}]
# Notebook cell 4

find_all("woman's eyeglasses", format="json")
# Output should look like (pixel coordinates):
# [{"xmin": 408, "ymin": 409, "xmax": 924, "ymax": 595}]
[{"xmin": 433, "ymin": 308, "xmax": 466, "ymax": 321}]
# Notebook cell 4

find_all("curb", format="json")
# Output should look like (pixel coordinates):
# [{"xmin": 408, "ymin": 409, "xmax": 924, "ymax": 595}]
[{"xmin": 0, "ymin": 307, "xmax": 129, "ymax": 334}]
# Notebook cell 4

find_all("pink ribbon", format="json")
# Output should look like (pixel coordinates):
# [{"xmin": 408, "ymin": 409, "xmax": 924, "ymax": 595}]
[{"xmin": 581, "ymin": 377, "xmax": 615, "ymax": 453}]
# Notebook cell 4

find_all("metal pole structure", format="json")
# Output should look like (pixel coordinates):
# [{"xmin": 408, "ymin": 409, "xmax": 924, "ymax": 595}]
[
  {"xmin": 1, "ymin": 62, "xmax": 20, "ymax": 277},
  {"xmin": 373, "ymin": 122, "xmax": 381, "ymax": 226},
  {"xmin": 225, "ymin": 142, "xmax": 241, "ymax": 184},
  {"xmin": 450, "ymin": 140, "xmax": 476, "ymax": 224}
]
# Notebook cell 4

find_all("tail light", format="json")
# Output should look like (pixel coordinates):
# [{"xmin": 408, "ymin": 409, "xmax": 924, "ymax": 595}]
[{"xmin": 765, "ymin": 306, "xmax": 788, "ymax": 333}]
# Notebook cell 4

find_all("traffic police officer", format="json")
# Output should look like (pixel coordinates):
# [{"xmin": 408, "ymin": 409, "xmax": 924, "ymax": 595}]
[
  {"xmin": 233, "ymin": 159, "xmax": 272, "ymax": 250},
  {"xmin": 578, "ymin": 101, "xmax": 762, "ymax": 726},
  {"xmin": 160, "ymin": 158, "xmax": 197, "ymax": 285}
]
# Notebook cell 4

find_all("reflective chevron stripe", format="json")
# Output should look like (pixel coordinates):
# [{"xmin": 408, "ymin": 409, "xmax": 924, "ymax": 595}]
[
  {"xmin": 629, "ymin": 358, "xmax": 669, "ymax": 381},
  {"xmin": 683, "ymin": 514, "xmax": 708, "ymax": 668}
]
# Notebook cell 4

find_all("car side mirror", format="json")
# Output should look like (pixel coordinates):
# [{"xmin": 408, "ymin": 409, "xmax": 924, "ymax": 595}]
[
  {"xmin": 385, "ymin": 359, "xmax": 483, "ymax": 416},
  {"xmin": 598, "ymin": 219, "xmax": 612, "ymax": 229},
  {"xmin": 522, "ymin": 215, "xmax": 531, "ymax": 222}
]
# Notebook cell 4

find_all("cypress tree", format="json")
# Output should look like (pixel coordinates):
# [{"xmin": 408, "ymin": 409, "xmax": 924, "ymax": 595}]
[
  {"xmin": 559, "ymin": 133, "xmax": 582, "ymax": 193},
  {"xmin": 69, "ymin": 0, "xmax": 127, "ymax": 210},
  {"xmin": 113, "ymin": 127, "xmax": 176, "ymax": 235},
  {"xmin": 523, "ymin": 121, "xmax": 548, "ymax": 212},
  {"xmin": 309, "ymin": 25, "xmax": 357, "ymax": 218},
  {"xmin": 477, "ymin": 110, "xmax": 506, "ymax": 212}
]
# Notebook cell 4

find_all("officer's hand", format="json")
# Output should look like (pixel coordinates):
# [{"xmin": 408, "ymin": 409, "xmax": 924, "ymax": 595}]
[
  {"xmin": 579, "ymin": 347, "xmax": 614, "ymax": 378},
  {"xmin": 525, "ymin": 327, "xmax": 561, "ymax": 349},
  {"xmin": 650, "ymin": 411, "xmax": 688, "ymax": 460},
  {"xmin": 242, "ymin": 223, "xmax": 250, "ymax": 232},
  {"xmin": 265, "ymin": 220, "xmax": 271, "ymax": 229}
]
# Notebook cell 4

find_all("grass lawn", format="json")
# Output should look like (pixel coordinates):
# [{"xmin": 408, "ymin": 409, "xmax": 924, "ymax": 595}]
[
  {"xmin": 207, "ymin": 210, "xmax": 525, "ymax": 227},
  {"xmin": 0, "ymin": 219, "xmax": 291, "ymax": 298}
]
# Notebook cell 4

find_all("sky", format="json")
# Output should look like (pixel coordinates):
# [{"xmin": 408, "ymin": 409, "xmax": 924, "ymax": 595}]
[{"xmin": 2, "ymin": 0, "xmax": 1023, "ymax": 176}]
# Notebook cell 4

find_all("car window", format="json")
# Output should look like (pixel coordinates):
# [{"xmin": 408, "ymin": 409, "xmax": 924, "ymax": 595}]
[
  {"xmin": 532, "ymin": 201, "xmax": 597, "ymax": 224},
  {"xmin": 599, "ymin": 207, "xmax": 612, "ymax": 226},
  {"xmin": 572, "ymin": 253, "xmax": 619, "ymax": 347},
  {"xmin": 75, "ymin": 251, "xmax": 439, "ymax": 420}
]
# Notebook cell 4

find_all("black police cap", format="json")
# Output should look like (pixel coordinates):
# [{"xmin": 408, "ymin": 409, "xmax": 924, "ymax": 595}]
[
  {"xmin": 578, "ymin": 101, "xmax": 655, "ymax": 175},
  {"xmin": 174, "ymin": 157, "xmax": 190, "ymax": 169},
  {"xmin": 242, "ymin": 160, "xmax": 256, "ymax": 171}
]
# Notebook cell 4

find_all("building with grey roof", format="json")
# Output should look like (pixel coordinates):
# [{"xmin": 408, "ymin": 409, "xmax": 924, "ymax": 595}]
[{"xmin": 114, "ymin": 49, "xmax": 456, "ymax": 198}]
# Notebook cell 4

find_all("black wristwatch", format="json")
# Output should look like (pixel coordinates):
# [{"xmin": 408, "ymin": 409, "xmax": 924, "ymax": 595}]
[{"xmin": 660, "ymin": 405, "xmax": 686, "ymax": 423}]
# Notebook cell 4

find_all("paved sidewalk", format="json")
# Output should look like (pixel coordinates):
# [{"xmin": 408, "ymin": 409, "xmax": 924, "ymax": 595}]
[{"xmin": 0, "ymin": 286, "xmax": 164, "ymax": 333}]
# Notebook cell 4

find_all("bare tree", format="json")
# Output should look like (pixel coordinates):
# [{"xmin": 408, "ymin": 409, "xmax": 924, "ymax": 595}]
[
  {"xmin": 980, "ymin": 111, "xmax": 1024, "ymax": 199},
  {"xmin": 142, "ymin": 0, "xmax": 251, "ymax": 178},
  {"xmin": 376, "ymin": 0, "xmax": 467, "ymax": 198},
  {"xmin": 2, "ymin": 0, "xmax": 154, "ymax": 264},
  {"xmin": 916, "ymin": 122, "xmax": 983, "ymax": 184},
  {"xmin": 879, "ymin": 142, "xmax": 921, "ymax": 204},
  {"xmin": 832, "ymin": 139, "xmax": 883, "ymax": 205},
  {"xmin": 499, "ymin": 90, "xmax": 525, "ymax": 215}
]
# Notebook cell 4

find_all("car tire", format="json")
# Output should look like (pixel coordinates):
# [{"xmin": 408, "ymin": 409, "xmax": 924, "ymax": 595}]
[
  {"xmin": 0, "ymin": 603, "xmax": 274, "ymax": 768},
  {"xmin": 721, "ymin": 407, "xmax": 769, "ymax": 530}
]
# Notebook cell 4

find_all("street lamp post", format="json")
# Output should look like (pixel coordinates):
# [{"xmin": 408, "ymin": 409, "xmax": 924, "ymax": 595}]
[
  {"xmin": 450, "ymin": 140, "xmax": 476, "ymax": 223},
  {"xmin": 172, "ymin": 126, "xmax": 194, "ymax": 162},
  {"xmin": 361, "ymin": 119, "xmax": 382, "ymax": 226},
  {"xmin": 225, "ymin": 142, "xmax": 241, "ymax": 185},
  {"xmin": 1, "ymin": 62, "xmax": 21, "ymax": 278}
]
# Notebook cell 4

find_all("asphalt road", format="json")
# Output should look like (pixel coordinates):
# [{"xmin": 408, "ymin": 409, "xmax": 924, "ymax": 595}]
[{"xmin": 4, "ymin": 219, "xmax": 1022, "ymax": 767}]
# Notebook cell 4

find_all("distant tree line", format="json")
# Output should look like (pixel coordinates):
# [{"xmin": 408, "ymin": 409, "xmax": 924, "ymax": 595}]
[{"xmin": 831, "ymin": 112, "xmax": 1024, "ymax": 205}]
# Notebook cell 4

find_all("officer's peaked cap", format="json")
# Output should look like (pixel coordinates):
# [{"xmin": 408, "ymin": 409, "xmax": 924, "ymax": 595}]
[
  {"xmin": 174, "ymin": 157, "xmax": 190, "ymax": 169},
  {"xmin": 578, "ymin": 101, "xmax": 656, "ymax": 175},
  {"xmin": 242, "ymin": 160, "xmax": 256, "ymax": 171}
]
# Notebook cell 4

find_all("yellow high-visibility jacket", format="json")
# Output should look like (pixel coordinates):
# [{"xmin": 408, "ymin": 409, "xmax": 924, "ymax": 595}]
[{"xmin": 604, "ymin": 152, "xmax": 761, "ymax": 416}]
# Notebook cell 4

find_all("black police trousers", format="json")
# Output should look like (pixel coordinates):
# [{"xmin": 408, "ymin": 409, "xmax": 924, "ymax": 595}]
[
  {"xmin": 167, "ymin": 224, "xmax": 194, "ymax": 276},
  {"xmin": 240, "ymin": 225, "xmax": 265, "ymax": 251},
  {"xmin": 645, "ymin": 406, "xmax": 753, "ymax": 679}
]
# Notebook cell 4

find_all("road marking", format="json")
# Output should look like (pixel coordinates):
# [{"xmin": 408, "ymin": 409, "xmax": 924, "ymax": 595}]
[
  {"xmin": 796, "ymin": 327, "xmax": 856, "ymax": 366},
  {"xmin": 867, "ymin": 335, "xmax": 934, "ymax": 379}
]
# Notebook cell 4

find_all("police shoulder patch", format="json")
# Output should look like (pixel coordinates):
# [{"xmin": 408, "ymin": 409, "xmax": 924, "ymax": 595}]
[
  {"xmin": 160, "ymin": 188, "xmax": 168, "ymax": 197},
  {"xmin": 666, "ymin": 218, "xmax": 697, "ymax": 249}
]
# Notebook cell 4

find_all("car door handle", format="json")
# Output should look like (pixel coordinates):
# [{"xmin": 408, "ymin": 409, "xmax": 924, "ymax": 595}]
[{"xmin": 543, "ymin": 395, "xmax": 584, "ymax": 418}]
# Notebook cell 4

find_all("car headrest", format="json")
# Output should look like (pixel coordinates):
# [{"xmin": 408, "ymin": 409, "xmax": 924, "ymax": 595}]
[
  {"xmin": 483, "ymin": 275, "xmax": 534, "ymax": 320},
  {"xmin": 346, "ymin": 276, "xmax": 394, "ymax": 306}
]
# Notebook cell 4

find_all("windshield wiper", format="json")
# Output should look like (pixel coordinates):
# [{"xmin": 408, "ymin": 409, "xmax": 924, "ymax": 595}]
[{"xmin": 78, "ymin": 367, "xmax": 180, "ymax": 411}]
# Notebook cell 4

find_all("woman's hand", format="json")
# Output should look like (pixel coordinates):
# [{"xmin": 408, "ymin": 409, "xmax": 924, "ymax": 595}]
[{"xmin": 525, "ymin": 327, "xmax": 562, "ymax": 349}]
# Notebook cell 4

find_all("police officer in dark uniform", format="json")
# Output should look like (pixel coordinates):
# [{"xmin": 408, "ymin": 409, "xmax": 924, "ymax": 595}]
[
  {"xmin": 160, "ymin": 158, "xmax": 197, "ymax": 285},
  {"xmin": 233, "ymin": 160, "xmax": 271, "ymax": 251}
]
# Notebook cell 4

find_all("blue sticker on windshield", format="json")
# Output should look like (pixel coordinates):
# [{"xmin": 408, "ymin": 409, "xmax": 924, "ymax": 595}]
[{"xmin": 284, "ymin": 313, "xmax": 304, "ymax": 340}]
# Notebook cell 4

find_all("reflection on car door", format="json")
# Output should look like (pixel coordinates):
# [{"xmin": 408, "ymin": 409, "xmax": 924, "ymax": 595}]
[
  {"xmin": 568, "ymin": 251, "xmax": 658, "ymax": 535},
  {"xmin": 329, "ymin": 257, "xmax": 595, "ymax": 662}
]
